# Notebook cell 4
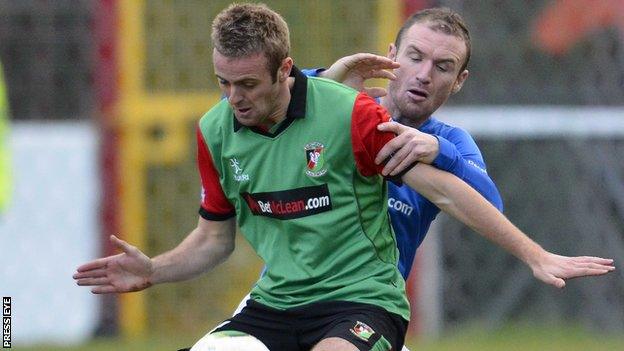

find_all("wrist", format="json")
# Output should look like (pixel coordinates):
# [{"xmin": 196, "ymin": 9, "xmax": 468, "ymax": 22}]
[
  {"xmin": 422, "ymin": 134, "xmax": 441, "ymax": 164},
  {"xmin": 520, "ymin": 242, "xmax": 547, "ymax": 270},
  {"xmin": 146, "ymin": 257, "xmax": 159, "ymax": 286}
]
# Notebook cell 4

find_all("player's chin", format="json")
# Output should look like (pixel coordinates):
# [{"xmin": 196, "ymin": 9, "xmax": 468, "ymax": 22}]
[
  {"xmin": 234, "ymin": 114, "xmax": 259, "ymax": 127},
  {"xmin": 399, "ymin": 103, "xmax": 428, "ymax": 120}
]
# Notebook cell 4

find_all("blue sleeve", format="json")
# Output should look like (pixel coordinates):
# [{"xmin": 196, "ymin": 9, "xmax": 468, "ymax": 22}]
[
  {"xmin": 301, "ymin": 68, "xmax": 326, "ymax": 77},
  {"xmin": 431, "ymin": 129, "xmax": 504, "ymax": 211}
]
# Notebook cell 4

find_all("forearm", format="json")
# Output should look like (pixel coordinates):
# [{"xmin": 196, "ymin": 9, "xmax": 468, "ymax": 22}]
[
  {"xmin": 149, "ymin": 218, "xmax": 236, "ymax": 285},
  {"xmin": 402, "ymin": 163, "xmax": 543, "ymax": 265}
]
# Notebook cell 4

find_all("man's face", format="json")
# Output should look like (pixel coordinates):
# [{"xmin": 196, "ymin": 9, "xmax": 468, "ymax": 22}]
[
  {"xmin": 387, "ymin": 22, "xmax": 469, "ymax": 123},
  {"xmin": 213, "ymin": 49, "xmax": 283, "ymax": 127}
]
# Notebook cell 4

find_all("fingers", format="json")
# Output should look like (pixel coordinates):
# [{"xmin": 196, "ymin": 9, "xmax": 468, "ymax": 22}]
[
  {"xmin": 552, "ymin": 277, "xmax": 566, "ymax": 289},
  {"xmin": 75, "ymin": 236, "xmax": 134, "ymax": 272},
  {"xmin": 76, "ymin": 277, "xmax": 110, "ymax": 287},
  {"xmin": 534, "ymin": 254, "xmax": 615, "ymax": 288},
  {"xmin": 345, "ymin": 53, "xmax": 400, "ymax": 71},
  {"xmin": 536, "ymin": 271, "xmax": 567, "ymax": 289},
  {"xmin": 569, "ymin": 256, "xmax": 615, "ymax": 274},
  {"xmin": 92, "ymin": 285, "xmax": 120, "ymax": 294},
  {"xmin": 558, "ymin": 268, "xmax": 610, "ymax": 281},
  {"xmin": 580, "ymin": 262, "xmax": 615, "ymax": 271},
  {"xmin": 578, "ymin": 257, "xmax": 614, "ymax": 265},
  {"xmin": 360, "ymin": 69, "xmax": 397, "ymax": 81},
  {"xmin": 387, "ymin": 153, "xmax": 419, "ymax": 176},
  {"xmin": 381, "ymin": 135, "xmax": 418, "ymax": 176},
  {"xmin": 110, "ymin": 235, "xmax": 138, "ymax": 256},
  {"xmin": 563, "ymin": 260, "xmax": 615, "ymax": 278},
  {"xmin": 542, "ymin": 266, "xmax": 610, "ymax": 288},
  {"xmin": 375, "ymin": 122, "xmax": 405, "ymax": 165},
  {"xmin": 325, "ymin": 53, "xmax": 397, "ymax": 82},
  {"xmin": 572, "ymin": 268, "xmax": 612, "ymax": 277},
  {"xmin": 380, "ymin": 154, "xmax": 400, "ymax": 176},
  {"xmin": 375, "ymin": 123, "xmax": 426, "ymax": 175},
  {"xmin": 73, "ymin": 268, "xmax": 108, "ymax": 280},
  {"xmin": 539, "ymin": 256, "xmax": 616, "ymax": 286},
  {"xmin": 375, "ymin": 136, "xmax": 403, "ymax": 167},
  {"xmin": 377, "ymin": 121, "xmax": 403, "ymax": 134},
  {"xmin": 75, "ymin": 255, "xmax": 116, "ymax": 273}
]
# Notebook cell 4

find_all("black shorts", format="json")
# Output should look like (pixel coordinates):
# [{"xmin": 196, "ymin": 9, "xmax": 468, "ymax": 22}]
[{"xmin": 212, "ymin": 299, "xmax": 407, "ymax": 351}]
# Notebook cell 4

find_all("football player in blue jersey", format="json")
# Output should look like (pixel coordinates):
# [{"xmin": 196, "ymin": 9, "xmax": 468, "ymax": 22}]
[
  {"xmin": 309, "ymin": 7, "xmax": 614, "ymax": 350},
  {"xmin": 310, "ymin": 6, "xmax": 612, "ymax": 291},
  {"xmin": 314, "ymin": 7, "xmax": 503, "ymax": 280}
]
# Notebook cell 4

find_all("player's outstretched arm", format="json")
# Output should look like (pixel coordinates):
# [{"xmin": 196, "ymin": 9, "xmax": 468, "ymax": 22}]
[
  {"xmin": 319, "ymin": 53, "xmax": 400, "ymax": 98},
  {"xmin": 73, "ymin": 217, "xmax": 236, "ymax": 294},
  {"xmin": 401, "ymin": 163, "xmax": 615, "ymax": 288}
]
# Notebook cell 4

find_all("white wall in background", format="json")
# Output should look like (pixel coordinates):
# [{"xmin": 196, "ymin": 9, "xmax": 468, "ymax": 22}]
[{"xmin": 0, "ymin": 122, "xmax": 99, "ymax": 346}]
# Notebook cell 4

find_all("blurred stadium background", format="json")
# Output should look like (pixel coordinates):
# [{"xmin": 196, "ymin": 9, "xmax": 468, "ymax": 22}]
[{"xmin": 0, "ymin": 0, "xmax": 623, "ymax": 349}]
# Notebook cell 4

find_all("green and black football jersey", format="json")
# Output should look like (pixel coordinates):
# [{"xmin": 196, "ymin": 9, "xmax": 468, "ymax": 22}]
[{"xmin": 197, "ymin": 67, "xmax": 409, "ymax": 320}]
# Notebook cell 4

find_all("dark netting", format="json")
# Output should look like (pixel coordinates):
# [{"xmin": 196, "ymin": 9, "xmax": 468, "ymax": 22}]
[
  {"xmin": 0, "ymin": 1, "xmax": 95, "ymax": 120},
  {"xmin": 438, "ymin": 0, "xmax": 624, "ymax": 105},
  {"xmin": 438, "ymin": 138, "xmax": 624, "ymax": 331}
]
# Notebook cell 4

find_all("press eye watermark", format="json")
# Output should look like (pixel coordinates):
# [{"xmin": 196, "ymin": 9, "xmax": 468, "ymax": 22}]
[{"xmin": 2, "ymin": 297, "xmax": 10, "ymax": 349}]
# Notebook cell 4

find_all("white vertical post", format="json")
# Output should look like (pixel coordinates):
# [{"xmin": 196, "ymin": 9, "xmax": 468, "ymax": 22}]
[{"xmin": 415, "ymin": 218, "xmax": 443, "ymax": 338}]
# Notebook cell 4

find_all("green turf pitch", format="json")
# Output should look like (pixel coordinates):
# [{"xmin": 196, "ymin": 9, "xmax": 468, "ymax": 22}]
[{"xmin": 16, "ymin": 324, "xmax": 624, "ymax": 351}]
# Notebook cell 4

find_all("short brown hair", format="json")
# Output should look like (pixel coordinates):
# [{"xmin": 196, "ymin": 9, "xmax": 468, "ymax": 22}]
[
  {"xmin": 395, "ymin": 7, "xmax": 471, "ymax": 74},
  {"xmin": 211, "ymin": 3, "xmax": 290, "ymax": 80}
]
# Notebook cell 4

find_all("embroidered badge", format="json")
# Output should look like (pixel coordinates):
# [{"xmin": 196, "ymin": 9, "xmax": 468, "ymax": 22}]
[
  {"xmin": 350, "ymin": 321, "xmax": 375, "ymax": 341},
  {"xmin": 304, "ymin": 142, "xmax": 327, "ymax": 177}
]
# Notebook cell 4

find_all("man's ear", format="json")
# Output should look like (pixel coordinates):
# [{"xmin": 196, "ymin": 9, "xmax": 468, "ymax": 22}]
[
  {"xmin": 387, "ymin": 43, "xmax": 397, "ymax": 61},
  {"xmin": 452, "ymin": 69, "xmax": 469, "ymax": 94},
  {"xmin": 278, "ymin": 57, "xmax": 293, "ymax": 82}
]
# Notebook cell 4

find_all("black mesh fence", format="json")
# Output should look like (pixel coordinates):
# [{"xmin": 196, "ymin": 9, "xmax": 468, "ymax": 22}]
[
  {"xmin": 439, "ymin": 0, "xmax": 624, "ymax": 105},
  {"xmin": 0, "ymin": 0, "xmax": 95, "ymax": 120},
  {"xmin": 438, "ymin": 137, "xmax": 624, "ymax": 331}
]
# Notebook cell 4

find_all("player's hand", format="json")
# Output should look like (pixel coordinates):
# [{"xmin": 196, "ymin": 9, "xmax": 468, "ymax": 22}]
[
  {"xmin": 319, "ymin": 53, "xmax": 400, "ymax": 98},
  {"xmin": 375, "ymin": 121, "xmax": 440, "ymax": 176},
  {"xmin": 529, "ymin": 252, "xmax": 615, "ymax": 288},
  {"xmin": 73, "ymin": 235, "xmax": 154, "ymax": 294}
]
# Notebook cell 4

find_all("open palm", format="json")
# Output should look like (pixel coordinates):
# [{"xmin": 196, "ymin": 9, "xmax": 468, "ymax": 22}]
[{"xmin": 73, "ymin": 235, "xmax": 153, "ymax": 294}]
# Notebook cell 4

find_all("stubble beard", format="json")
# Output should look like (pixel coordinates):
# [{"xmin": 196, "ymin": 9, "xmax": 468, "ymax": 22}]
[
  {"xmin": 387, "ymin": 82, "xmax": 430, "ymax": 128},
  {"xmin": 394, "ymin": 95, "xmax": 431, "ymax": 128}
]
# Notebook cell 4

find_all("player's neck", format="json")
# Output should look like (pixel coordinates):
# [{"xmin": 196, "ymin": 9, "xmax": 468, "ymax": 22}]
[
  {"xmin": 380, "ymin": 95, "xmax": 399, "ymax": 121},
  {"xmin": 264, "ymin": 78, "xmax": 293, "ymax": 127},
  {"xmin": 395, "ymin": 115, "xmax": 430, "ymax": 129}
]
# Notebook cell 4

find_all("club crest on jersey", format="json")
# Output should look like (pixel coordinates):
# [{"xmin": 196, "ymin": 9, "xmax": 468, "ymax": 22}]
[
  {"xmin": 230, "ymin": 158, "xmax": 249, "ymax": 182},
  {"xmin": 304, "ymin": 142, "xmax": 327, "ymax": 177},
  {"xmin": 350, "ymin": 321, "xmax": 375, "ymax": 341}
]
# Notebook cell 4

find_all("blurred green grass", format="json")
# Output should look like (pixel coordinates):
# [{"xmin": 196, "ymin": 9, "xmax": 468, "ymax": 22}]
[
  {"xmin": 409, "ymin": 324, "xmax": 624, "ymax": 351},
  {"xmin": 17, "ymin": 324, "xmax": 624, "ymax": 351}
]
